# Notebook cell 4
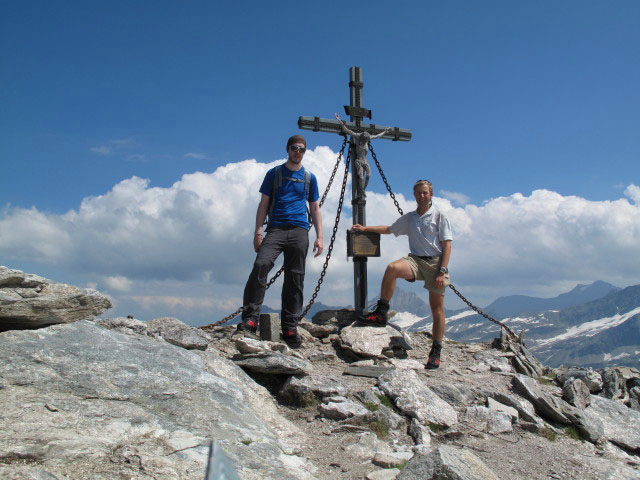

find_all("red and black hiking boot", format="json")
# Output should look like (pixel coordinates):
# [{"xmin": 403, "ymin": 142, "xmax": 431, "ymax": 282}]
[
  {"xmin": 361, "ymin": 311, "xmax": 387, "ymax": 327},
  {"xmin": 235, "ymin": 320, "xmax": 259, "ymax": 339},
  {"xmin": 282, "ymin": 328, "xmax": 303, "ymax": 348},
  {"xmin": 425, "ymin": 342, "xmax": 442, "ymax": 369}
]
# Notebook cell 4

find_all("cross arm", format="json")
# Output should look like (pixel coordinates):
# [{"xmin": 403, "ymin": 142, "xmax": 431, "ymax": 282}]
[{"xmin": 298, "ymin": 116, "xmax": 412, "ymax": 142}]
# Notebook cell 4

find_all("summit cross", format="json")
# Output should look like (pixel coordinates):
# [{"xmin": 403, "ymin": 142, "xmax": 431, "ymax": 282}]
[{"xmin": 298, "ymin": 66, "xmax": 412, "ymax": 316}]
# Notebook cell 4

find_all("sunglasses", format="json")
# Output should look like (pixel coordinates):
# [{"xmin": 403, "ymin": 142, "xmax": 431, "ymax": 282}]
[{"xmin": 289, "ymin": 145, "xmax": 306, "ymax": 153}]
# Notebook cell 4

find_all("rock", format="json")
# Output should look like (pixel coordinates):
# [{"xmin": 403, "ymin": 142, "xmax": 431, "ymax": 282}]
[
  {"xmin": 233, "ymin": 351, "xmax": 313, "ymax": 375},
  {"xmin": 318, "ymin": 400, "xmax": 369, "ymax": 420},
  {"xmin": 0, "ymin": 266, "xmax": 112, "ymax": 331},
  {"xmin": 0, "ymin": 466, "xmax": 71, "ymax": 479},
  {"xmin": 258, "ymin": 312, "xmax": 281, "ymax": 341},
  {"xmin": 312, "ymin": 308, "xmax": 354, "ymax": 327},
  {"xmin": 630, "ymin": 386, "xmax": 640, "ymax": 404},
  {"xmin": 487, "ymin": 391, "xmax": 541, "ymax": 424},
  {"xmin": 511, "ymin": 374, "xmax": 571, "ymax": 425},
  {"xmin": 146, "ymin": 317, "xmax": 211, "ymax": 350},
  {"xmin": 397, "ymin": 445, "xmax": 499, "ymax": 480},
  {"xmin": 98, "ymin": 316, "xmax": 148, "ymax": 335},
  {"xmin": 463, "ymin": 406, "xmax": 513, "ymax": 434},
  {"xmin": 557, "ymin": 367, "xmax": 603, "ymax": 393},
  {"xmin": 408, "ymin": 418, "xmax": 431, "ymax": 446},
  {"xmin": 378, "ymin": 369, "xmax": 458, "ymax": 427},
  {"xmin": 339, "ymin": 324, "xmax": 410, "ymax": 359},
  {"xmin": 559, "ymin": 405, "xmax": 604, "ymax": 443},
  {"xmin": 365, "ymin": 405, "xmax": 405, "ymax": 431},
  {"xmin": 234, "ymin": 337, "xmax": 288, "ymax": 355},
  {"xmin": 299, "ymin": 321, "xmax": 338, "ymax": 338},
  {"xmin": 388, "ymin": 358, "xmax": 425, "ymax": 370},
  {"xmin": 372, "ymin": 452, "xmax": 407, "ymax": 468},
  {"xmin": 487, "ymin": 397, "xmax": 519, "ymax": 421},
  {"xmin": 366, "ymin": 469, "xmax": 401, "ymax": 480},
  {"xmin": 0, "ymin": 320, "xmax": 314, "ymax": 479},
  {"xmin": 473, "ymin": 351, "xmax": 513, "ymax": 373},
  {"xmin": 343, "ymin": 432, "xmax": 392, "ymax": 461},
  {"xmin": 582, "ymin": 394, "xmax": 640, "ymax": 453},
  {"xmin": 600, "ymin": 367, "xmax": 625, "ymax": 400},
  {"xmin": 280, "ymin": 375, "xmax": 348, "ymax": 403},
  {"xmin": 430, "ymin": 383, "xmax": 477, "ymax": 407},
  {"xmin": 562, "ymin": 378, "xmax": 591, "ymax": 409}
]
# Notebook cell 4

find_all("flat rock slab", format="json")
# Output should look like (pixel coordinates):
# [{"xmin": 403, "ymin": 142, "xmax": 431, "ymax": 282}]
[
  {"xmin": 378, "ymin": 369, "xmax": 458, "ymax": 427},
  {"xmin": 0, "ymin": 266, "xmax": 112, "ymax": 331},
  {"xmin": 397, "ymin": 445, "xmax": 498, "ymax": 480},
  {"xmin": 339, "ymin": 324, "xmax": 412, "ymax": 359},
  {"xmin": 583, "ymin": 394, "xmax": 640, "ymax": 453},
  {"xmin": 281, "ymin": 375, "xmax": 347, "ymax": 400},
  {"xmin": 147, "ymin": 317, "xmax": 211, "ymax": 350},
  {"xmin": 318, "ymin": 399, "xmax": 369, "ymax": 420},
  {"xmin": 511, "ymin": 374, "xmax": 571, "ymax": 425},
  {"xmin": 233, "ymin": 351, "xmax": 313, "ymax": 375},
  {"xmin": 0, "ymin": 320, "xmax": 313, "ymax": 479},
  {"xmin": 344, "ymin": 365, "xmax": 395, "ymax": 378}
]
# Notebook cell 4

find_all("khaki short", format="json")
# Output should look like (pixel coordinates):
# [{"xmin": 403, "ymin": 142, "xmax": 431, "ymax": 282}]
[{"xmin": 403, "ymin": 254, "xmax": 450, "ymax": 296}]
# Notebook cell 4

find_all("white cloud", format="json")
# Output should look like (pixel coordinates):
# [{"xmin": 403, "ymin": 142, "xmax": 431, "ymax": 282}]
[
  {"xmin": 90, "ymin": 138, "xmax": 136, "ymax": 156},
  {"xmin": 184, "ymin": 152, "xmax": 208, "ymax": 160},
  {"xmin": 90, "ymin": 146, "xmax": 112, "ymax": 155},
  {"xmin": 440, "ymin": 189, "xmax": 471, "ymax": 206},
  {"xmin": 1, "ymin": 146, "xmax": 639, "ymax": 323}
]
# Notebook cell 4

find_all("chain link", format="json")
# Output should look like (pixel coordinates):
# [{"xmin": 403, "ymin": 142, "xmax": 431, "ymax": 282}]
[
  {"xmin": 370, "ymin": 144, "xmax": 403, "ymax": 216},
  {"xmin": 297, "ymin": 147, "xmax": 351, "ymax": 320},
  {"xmin": 370, "ymin": 144, "xmax": 517, "ymax": 340},
  {"xmin": 201, "ymin": 139, "xmax": 348, "ymax": 330}
]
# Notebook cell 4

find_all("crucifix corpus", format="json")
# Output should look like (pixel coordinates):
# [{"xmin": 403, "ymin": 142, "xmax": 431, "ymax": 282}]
[{"xmin": 298, "ymin": 66, "xmax": 412, "ymax": 317}]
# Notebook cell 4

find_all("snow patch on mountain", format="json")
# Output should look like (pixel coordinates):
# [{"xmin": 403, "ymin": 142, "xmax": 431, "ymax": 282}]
[{"xmin": 389, "ymin": 311, "xmax": 424, "ymax": 330}]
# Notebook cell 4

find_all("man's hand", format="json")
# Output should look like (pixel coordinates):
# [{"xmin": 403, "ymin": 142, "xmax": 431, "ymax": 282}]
[
  {"xmin": 313, "ymin": 237, "xmax": 324, "ymax": 257},
  {"xmin": 435, "ymin": 272, "xmax": 445, "ymax": 288},
  {"xmin": 253, "ymin": 232, "xmax": 263, "ymax": 252},
  {"xmin": 352, "ymin": 224, "xmax": 366, "ymax": 232}
]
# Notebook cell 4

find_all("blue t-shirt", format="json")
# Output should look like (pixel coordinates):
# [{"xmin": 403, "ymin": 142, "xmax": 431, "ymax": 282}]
[{"xmin": 260, "ymin": 164, "xmax": 319, "ymax": 230}]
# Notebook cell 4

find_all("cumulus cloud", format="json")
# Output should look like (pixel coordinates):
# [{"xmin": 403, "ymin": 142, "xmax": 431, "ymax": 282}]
[
  {"xmin": 440, "ymin": 189, "xmax": 471, "ymax": 206},
  {"xmin": 1, "ymin": 146, "xmax": 639, "ymax": 322}
]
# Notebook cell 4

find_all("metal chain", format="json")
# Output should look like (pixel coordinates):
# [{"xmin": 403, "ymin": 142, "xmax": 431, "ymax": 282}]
[
  {"xmin": 369, "ymin": 143, "xmax": 403, "ymax": 216},
  {"xmin": 370, "ymin": 144, "xmax": 517, "ymax": 339},
  {"xmin": 297, "ymin": 147, "xmax": 352, "ymax": 321},
  {"xmin": 202, "ymin": 139, "xmax": 349, "ymax": 330}
]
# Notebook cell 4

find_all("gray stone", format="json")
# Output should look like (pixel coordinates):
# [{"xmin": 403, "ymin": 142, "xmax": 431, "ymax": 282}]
[
  {"xmin": 430, "ymin": 383, "xmax": 477, "ymax": 407},
  {"xmin": 583, "ymin": 394, "xmax": 640, "ymax": 452},
  {"xmin": 234, "ymin": 337, "xmax": 288, "ymax": 355},
  {"xmin": 473, "ymin": 351, "xmax": 513, "ymax": 373},
  {"xmin": 559, "ymin": 405, "xmax": 604, "ymax": 443},
  {"xmin": 397, "ymin": 445, "xmax": 498, "ymax": 480},
  {"xmin": 378, "ymin": 369, "xmax": 458, "ymax": 427},
  {"xmin": 557, "ymin": 367, "xmax": 603, "ymax": 393},
  {"xmin": 366, "ymin": 469, "xmax": 401, "ymax": 480},
  {"xmin": 463, "ymin": 406, "xmax": 513, "ymax": 434},
  {"xmin": 147, "ymin": 317, "xmax": 211, "ymax": 350},
  {"xmin": 318, "ymin": 399, "xmax": 370, "ymax": 420},
  {"xmin": 312, "ymin": 308, "xmax": 354, "ymax": 327},
  {"xmin": 562, "ymin": 378, "xmax": 591, "ymax": 409},
  {"xmin": 511, "ymin": 374, "xmax": 571, "ymax": 425},
  {"xmin": 259, "ymin": 312, "xmax": 281, "ymax": 341},
  {"xmin": 372, "ymin": 452, "xmax": 407, "ymax": 468},
  {"xmin": 98, "ymin": 316, "xmax": 148, "ymax": 336},
  {"xmin": 0, "ymin": 466, "xmax": 71, "ymax": 479},
  {"xmin": 344, "ymin": 432, "xmax": 392, "ymax": 461},
  {"xmin": 339, "ymin": 324, "xmax": 409, "ymax": 359},
  {"xmin": 281, "ymin": 375, "xmax": 347, "ymax": 402},
  {"xmin": 365, "ymin": 405, "xmax": 405, "ymax": 431},
  {"xmin": 408, "ymin": 418, "xmax": 431, "ymax": 446},
  {"xmin": 298, "ymin": 321, "xmax": 338, "ymax": 338},
  {"xmin": 630, "ymin": 386, "xmax": 640, "ymax": 403},
  {"xmin": 600, "ymin": 367, "xmax": 625, "ymax": 400},
  {"xmin": 388, "ymin": 358, "xmax": 424, "ymax": 370},
  {"xmin": 233, "ymin": 351, "xmax": 313, "ymax": 375},
  {"xmin": 0, "ymin": 320, "xmax": 315, "ymax": 479},
  {"xmin": 488, "ymin": 391, "xmax": 541, "ymax": 424},
  {"xmin": 0, "ymin": 266, "xmax": 112, "ymax": 331},
  {"xmin": 487, "ymin": 397, "xmax": 519, "ymax": 421}
]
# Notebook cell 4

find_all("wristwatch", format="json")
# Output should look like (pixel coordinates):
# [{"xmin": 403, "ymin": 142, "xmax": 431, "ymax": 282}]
[{"xmin": 439, "ymin": 267, "xmax": 448, "ymax": 274}]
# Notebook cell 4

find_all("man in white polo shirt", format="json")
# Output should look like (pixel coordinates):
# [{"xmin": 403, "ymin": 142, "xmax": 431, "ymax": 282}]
[{"xmin": 352, "ymin": 179, "xmax": 452, "ymax": 369}]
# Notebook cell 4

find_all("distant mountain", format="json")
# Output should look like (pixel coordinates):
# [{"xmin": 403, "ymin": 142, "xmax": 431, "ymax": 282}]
[{"xmin": 482, "ymin": 280, "xmax": 620, "ymax": 318}]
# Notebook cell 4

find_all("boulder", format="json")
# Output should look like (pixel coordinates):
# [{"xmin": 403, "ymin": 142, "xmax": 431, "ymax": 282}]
[
  {"xmin": 600, "ymin": 368, "xmax": 625, "ymax": 400},
  {"xmin": 234, "ymin": 337, "xmax": 288, "ymax": 355},
  {"xmin": 562, "ymin": 378, "xmax": 591, "ymax": 409},
  {"xmin": 378, "ymin": 369, "xmax": 458, "ymax": 427},
  {"xmin": 318, "ymin": 399, "xmax": 369, "ymax": 421},
  {"xmin": 280, "ymin": 375, "xmax": 347, "ymax": 403},
  {"xmin": 233, "ymin": 351, "xmax": 313, "ymax": 376},
  {"xmin": 463, "ymin": 406, "xmax": 513, "ymax": 434},
  {"xmin": 0, "ymin": 320, "xmax": 315, "ymax": 479},
  {"xmin": 557, "ymin": 367, "xmax": 603, "ymax": 393},
  {"xmin": 339, "ymin": 324, "xmax": 411, "ymax": 359},
  {"xmin": 397, "ymin": 445, "xmax": 499, "ymax": 480},
  {"xmin": 473, "ymin": 351, "xmax": 513, "ymax": 373},
  {"xmin": 147, "ymin": 317, "xmax": 211, "ymax": 350},
  {"xmin": 430, "ymin": 383, "xmax": 477, "ymax": 407},
  {"xmin": 583, "ymin": 394, "xmax": 640, "ymax": 453},
  {"xmin": 487, "ymin": 397, "xmax": 519, "ymax": 421},
  {"xmin": 0, "ymin": 266, "xmax": 111, "ymax": 331},
  {"xmin": 408, "ymin": 418, "xmax": 431, "ymax": 446},
  {"xmin": 511, "ymin": 374, "xmax": 571, "ymax": 425}
]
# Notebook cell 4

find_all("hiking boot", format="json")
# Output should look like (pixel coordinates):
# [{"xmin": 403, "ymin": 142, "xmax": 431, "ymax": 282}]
[
  {"xmin": 282, "ymin": 328, "xmax": 303, "ymax": 348},
  {"xmin": 235, "ymin": 320, "xmax": 259, "ymax": 339},
  {"xmin": 361, "ymin": 311, "xmax": 387, "ymax": 327},
  {"xmin": 425, "ymin": 342, "xmax": 442, "ymax": 369}
]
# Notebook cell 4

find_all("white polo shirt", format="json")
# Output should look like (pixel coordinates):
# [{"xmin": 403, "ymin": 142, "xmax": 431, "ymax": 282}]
[{"xmin": 389, "ymin": 205, "xmax": 453, "ymax": 257}]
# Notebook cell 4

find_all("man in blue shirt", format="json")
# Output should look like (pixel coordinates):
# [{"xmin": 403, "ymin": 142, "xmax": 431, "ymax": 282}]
[{"xmin": 238, "ymin": 135, "xmax": 323, "ymax": 347}]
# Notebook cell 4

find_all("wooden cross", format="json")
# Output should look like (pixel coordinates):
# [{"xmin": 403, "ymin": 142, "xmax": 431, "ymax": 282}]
[{"xmin": 298, "ymin": 66, "xmax": 412, "ymax": 317}]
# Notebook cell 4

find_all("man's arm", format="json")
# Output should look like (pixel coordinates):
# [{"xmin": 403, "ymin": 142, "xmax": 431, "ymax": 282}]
[
  {"xmin": 309, "ymin": 200, "xmax": 323, "ymax": 257},
  {"xmin": 352, "ymin": 224, "xmax": 391, "ymax": 235},
  {"xmin": 335, "ymin": 113, "xmax": 357, "ymax": 137},
  {"xmin": 369, "ymin": 127, "xmax": 391, "ymax": 140},
  {"xmin": 253, "ymin": 194, "xmax": 270, "ymax": 252},
  {"xmin": 435, "ymin": 240, "xmax": 452, "ymax": 288}
]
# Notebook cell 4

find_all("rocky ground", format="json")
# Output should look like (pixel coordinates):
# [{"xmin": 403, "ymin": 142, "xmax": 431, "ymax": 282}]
[{"xmin": 1, "ymin": 265, "xmax": 640, "ymax": 480}]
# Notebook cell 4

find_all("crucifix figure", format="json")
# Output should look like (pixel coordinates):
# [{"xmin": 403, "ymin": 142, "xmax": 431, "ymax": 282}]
[
  {"xmin": 334, "ymin": 113, "xmax": 390, "ymax": 198},
  {"xmin": 298, "ymin": 67, "xmax": 412, "ymax": 316}
]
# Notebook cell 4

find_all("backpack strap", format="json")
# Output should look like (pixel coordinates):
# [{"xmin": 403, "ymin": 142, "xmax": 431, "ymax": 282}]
[{"xmin": 266, "ymin": 165, "xmax": 282, "ymax": 229}]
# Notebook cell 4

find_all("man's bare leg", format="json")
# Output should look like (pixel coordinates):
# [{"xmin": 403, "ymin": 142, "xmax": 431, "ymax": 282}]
[
  {"xmin": 380, "ymin": 259, "xmax": 414, "ymax": 301},
  {"xmin": 429, "ymin": 291, "xmax": 446, "ymax": 342}
]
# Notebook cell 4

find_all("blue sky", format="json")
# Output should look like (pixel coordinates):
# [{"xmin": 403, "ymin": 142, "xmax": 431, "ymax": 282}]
[{"xmin": 1, "ymin": 1, "xmax": 639, "ymax": 324}]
